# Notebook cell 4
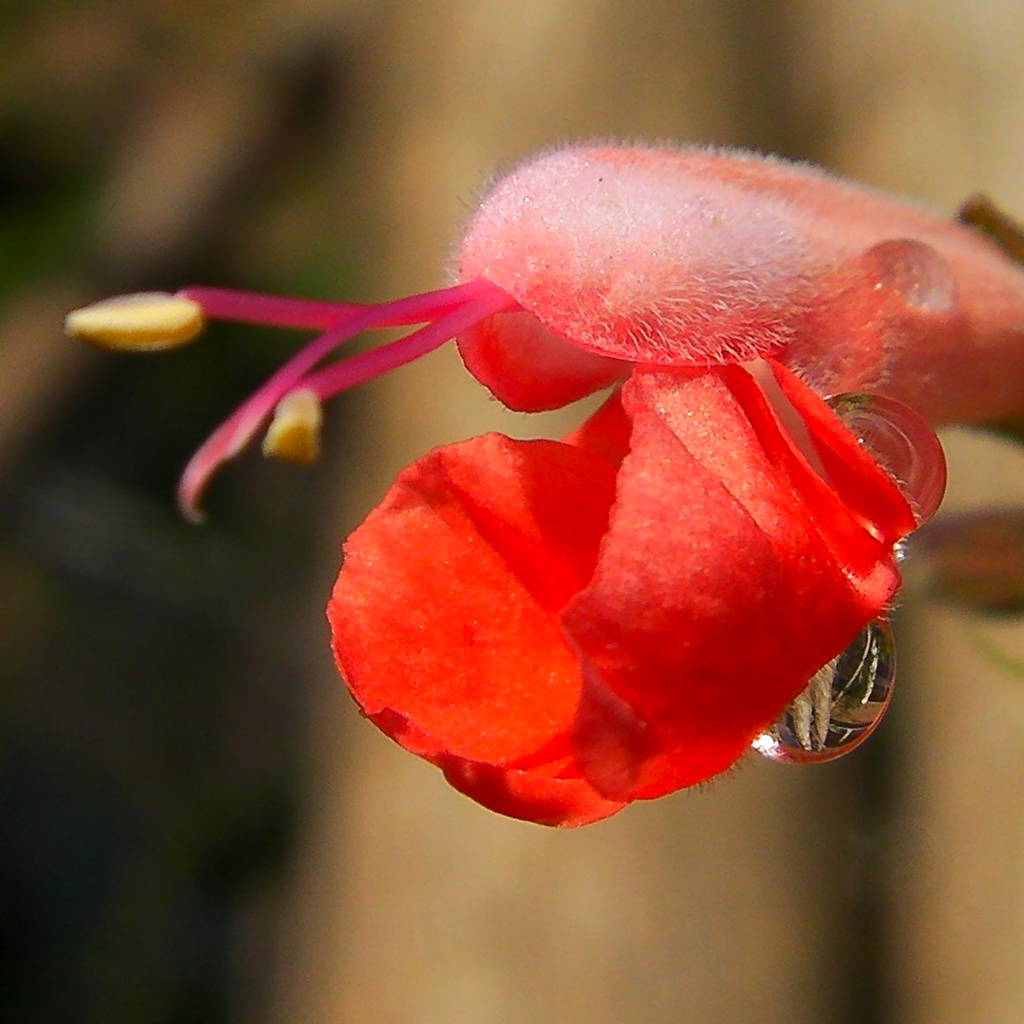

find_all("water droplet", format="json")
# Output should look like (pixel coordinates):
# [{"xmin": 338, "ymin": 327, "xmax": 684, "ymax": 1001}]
[
  {"xmin": 829, "ymin": 392, "xmax": 946, "ymax": 524},
  {"xmin": 751, "ymin": 619, "xmax": 896, "ymax": 763},
  {"xmin": 860, "ymin": 238, "xmax": 959, "ymax": 312}
]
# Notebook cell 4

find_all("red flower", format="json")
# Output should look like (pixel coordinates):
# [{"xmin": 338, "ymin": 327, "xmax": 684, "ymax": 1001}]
[
  {"xmin": 68, "ymin": 144, "xmax": 1024, "ymax": 826},
  {"xmin": 329, "ymin": 362, "xmax": 916, "ymax": 825}
]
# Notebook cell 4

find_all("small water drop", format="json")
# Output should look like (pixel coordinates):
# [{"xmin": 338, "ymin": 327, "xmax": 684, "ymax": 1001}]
[
  {"xmin": 828, "ymin": 392, "xmax": 946, "ymax": 524},
  {"xmin": 752, "ymin": 619, "xmax": 896, "ymax": 763},
  {"xmin": 860, "ymin": 238, "xmax": 959, "ymax": 312}
]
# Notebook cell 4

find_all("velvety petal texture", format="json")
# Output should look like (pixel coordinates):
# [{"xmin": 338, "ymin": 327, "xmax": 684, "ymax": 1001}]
[
  {"xmin": 329, "ymin": 360, "xmax": 915, "ymax": 826},
  {"xmin": 329, "ymin": 433, "xmax": 626, "ymax": 825},
  {"xmin": 563, "ymin": 364, "xmax": 913, "ymax": 802}
]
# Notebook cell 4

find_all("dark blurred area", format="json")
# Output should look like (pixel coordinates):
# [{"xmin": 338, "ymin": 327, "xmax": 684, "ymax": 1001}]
[
  {"xmin": 0, "ymin": 5, "xmax": 349, "ymax": 1020},
  {"xmin": 2, "ymin": 3, "xmax": 1023, "ymax": 1024}
]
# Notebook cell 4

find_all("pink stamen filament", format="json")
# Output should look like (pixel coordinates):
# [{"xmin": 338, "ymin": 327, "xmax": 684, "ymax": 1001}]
[
  {"xmin": 177, "ymin": 278, "xmax": 519, "ymax": 521},
  {"xmin": 179, "ymin": 282, "xmax": 489, "ymax": 331},
  {"xmin": 300, "ymin": 300, "xmax": 496, "ymax": 399}
]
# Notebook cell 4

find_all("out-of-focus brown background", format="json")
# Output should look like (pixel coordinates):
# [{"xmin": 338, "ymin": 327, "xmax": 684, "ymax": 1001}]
[{"xmin": 2, "ymin": 2, "xmax": 1023, "ymax": 1022}]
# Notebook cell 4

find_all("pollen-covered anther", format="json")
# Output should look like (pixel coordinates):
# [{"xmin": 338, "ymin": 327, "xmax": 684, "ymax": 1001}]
[
  {"xmin": 262, "ymin": 388, "xmax": 323, "ymax": 465},
  {"xmin": 64, "ymin": 292, "xmax": 205, "ymax": 351}
]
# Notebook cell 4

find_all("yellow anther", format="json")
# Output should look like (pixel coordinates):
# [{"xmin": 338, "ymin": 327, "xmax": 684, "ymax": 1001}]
[
  {"xmin": 64, "ymin": 292, "xmax": 205, "ymax": 351},
  {"xmin": 262, "ymin": 389, "xmax": 323, "ymax": 465}
]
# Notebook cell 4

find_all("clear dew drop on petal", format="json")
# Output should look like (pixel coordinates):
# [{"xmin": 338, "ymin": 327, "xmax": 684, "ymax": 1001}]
[
  {"xmin": 751, "ymin": 618, "xmax": 896, "ymax": 764},
  {"xmin": 858, "ymin": 238, "xmax": 959, "ymax": 313},
  {"xmin": 828, "ymin": 391, "xmax": 947, "ymax": 524}
]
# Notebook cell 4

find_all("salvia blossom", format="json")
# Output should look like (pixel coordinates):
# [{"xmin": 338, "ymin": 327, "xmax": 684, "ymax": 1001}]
[{"xmin": 67, "ymin": 144, "xmax": 1024, "ymax": 826}]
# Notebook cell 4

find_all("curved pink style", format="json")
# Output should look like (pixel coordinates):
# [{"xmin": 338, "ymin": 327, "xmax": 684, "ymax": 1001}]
[{"xmin": 176, "ymin": 281, "xmax": 516, "ymax": 520}]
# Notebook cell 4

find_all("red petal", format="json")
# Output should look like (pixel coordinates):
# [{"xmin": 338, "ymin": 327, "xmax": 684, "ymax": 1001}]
[
  {"xmin": 457, "ymin": 309, "xmax": 629, "ymax": 411},
  {"xmin": 562, "ymin": 386, "xmax": 632, "ymax": 465},
  {"xmin": 767, "ymin": 359, "xmax": 918, "ymax": 549},
  {"xmin": 732, "ymin": 361, "xmax": 916, "ymax": 607},
  {"xmin": 563, "ymin": 367, "xmax": 910, "ymax": 801},
  {"xmin": 329, "ymin": 432, "xmax": 624, "ymax": 824},
  {"xmin": 437, "ymin": 749, "xmax": 624, "ymax": 827}
]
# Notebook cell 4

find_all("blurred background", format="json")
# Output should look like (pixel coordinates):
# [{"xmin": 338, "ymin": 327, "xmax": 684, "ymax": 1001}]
[{"xmin": 2, "ymin": 1, "xmax": 1024, "ymax": 1022}]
